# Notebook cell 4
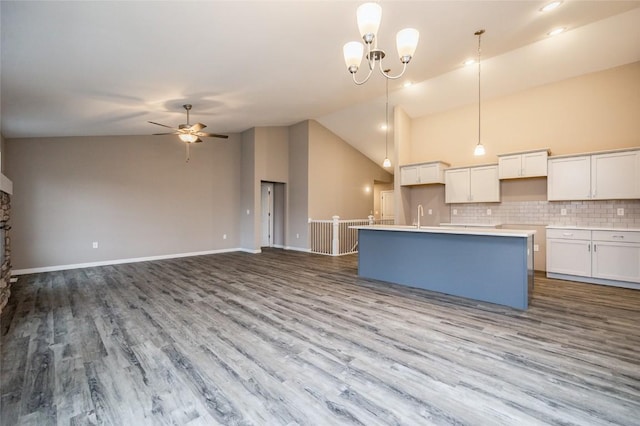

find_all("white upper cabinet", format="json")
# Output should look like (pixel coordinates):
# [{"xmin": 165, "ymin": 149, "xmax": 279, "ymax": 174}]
[
  {"xmin": 547, "ymin": 155, "xmax": 591, "ymax": 200},
  {"xmin": 591, "ymin": 150, "xmax": 640, "ymax": 200},
  {"xmin": 445, "ymin": 165, "xmax": 500, "ymax": 204},
  {"xmin": 400, "ymin": 161, "xmax": 449, "ymax": 186},
  {"xmin": 548, "ymin": 149, "xmax": 640, "ymax": 201},
  {"xmin": 498, "ymin": 149, "xmax": 549, "ymax": 179},
  {"xmin": 444, "ymin": 168, "xmax": 470, "ymax": 203}
]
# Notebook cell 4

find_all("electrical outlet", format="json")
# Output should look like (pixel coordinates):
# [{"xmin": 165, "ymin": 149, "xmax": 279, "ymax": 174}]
[
  {"xmin": 428, "ymin": 209, "xmax": 433, "ymax": 215},
  {"xmin": 617, "ymin": 208, "xmax": 624, "ymax": 216},
  {"xmin": 296, "ymin": 233, "xmax": 300, "ymax": 239},
  {"xmin": 534, "ymin": 244, "xmax": 539, "ymax": 252},
  {"xmin": 486, "ymin": 209, "xmax": 492, "ymax": 216},
  {"xmin": 223, "ymin": 234, "xmax": 227, "ymax": 240},
  {"xmin": 246, "ymin": 209, "xmax": 250, "ymax": 215},
  {"xmin": 452, "ymin": 209, "xmax": 458, "ymax": 215},
  {"xmin": 560, "ymin": 208, "xmax": 567, "ymax": 216},
  {"xmin": 92, "ymin": 242, "xmax": 98, "ymax": 249}
]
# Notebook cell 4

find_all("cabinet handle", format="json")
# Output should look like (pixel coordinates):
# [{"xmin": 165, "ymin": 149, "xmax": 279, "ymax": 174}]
[
  {"xmin": 612, "ymin": 235, "xmax": 624, "ymax": 239},
  {"xmin": 594, "ymin": 244, "xmax": 597, "ymax": 252},
  {"xmin": 562, "ymin": 233, "xmax": 573, "ymax": 236}
]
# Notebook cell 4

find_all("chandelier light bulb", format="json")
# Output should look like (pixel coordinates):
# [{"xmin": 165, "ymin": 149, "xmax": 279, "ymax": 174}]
[
  {"xmin": 396, "ymin": 28, "xmax": 419, "ymax": 63},
  {"xmin": 343, "ymin": 41, "xmax": 364, "ymax": 73},
  {"xmin": 357, "ymin": 2, "xmax": 382, "ymax": 43}
]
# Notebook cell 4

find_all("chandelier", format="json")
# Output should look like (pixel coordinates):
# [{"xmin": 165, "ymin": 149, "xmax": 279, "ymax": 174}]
[{"xmin": 343, "ymin": 2, "xmax": 419, "ymax": 85}]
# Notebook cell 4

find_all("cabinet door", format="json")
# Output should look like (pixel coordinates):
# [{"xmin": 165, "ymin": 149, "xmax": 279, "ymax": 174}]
[
  {"xmin": 445, "ymin": 169, "xmax": 470, "ymax": 203},
  {"xmin": 470, "ymin": 165, "xmax": 500, "ymax": 202},
  {"xmin": 400, "ymin": 166, "xmax": 419, "ymax": 186},
  {"xmin": 547, "ymin": 156, "xmax": 591, "ymax": 200},
  {"xmin": 418, "ymin": 163, "xmax": 442, "ymax": 184},
  {"xmin": 592, "ymin": 242, "xmax": 640, "ymax": 283},
  {"xmin": 522, "ymin": 151, "xmax": 548, "ymax": 177},
  {"xmin": 591, "ymin": 150, "xmax": 640, "ymax": 200},
  {"xmin": 498, "ymin": 155, "xmax": 522, "ymax": 179},
  {"xmin": 547, "ymin": 238, "xmax": 592, "ymax": 276}
]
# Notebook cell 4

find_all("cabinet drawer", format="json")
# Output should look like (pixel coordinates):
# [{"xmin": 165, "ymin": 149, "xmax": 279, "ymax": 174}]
[
  {"xmin": 592, "ymin": 230, "xmax": 640, "ymax": 243},
  {"xmin": 547, "ymin": 229, "xmax": 591, "ymax": 240}
]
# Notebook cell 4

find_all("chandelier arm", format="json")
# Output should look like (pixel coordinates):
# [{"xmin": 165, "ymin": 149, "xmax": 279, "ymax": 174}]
[
  {"xmin": 379, "ymin": 61, "xmax": 408, "ymax": 80},
  {"xmin": 351, "ymin": 68, "xmax": 374, "ymax": 85}
]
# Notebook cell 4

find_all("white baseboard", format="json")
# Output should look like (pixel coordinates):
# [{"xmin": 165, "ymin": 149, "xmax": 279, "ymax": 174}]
[
  {"xmin": 236, "ymin": 248, "xmax": 262, "ymax": 254},
  {"xmin": 12, "ymin": 248, "xmax": 241, "ymax": 275},
  {"xmin": 285, "ymin": 246, "xmax": 312, "ymax": 253}
]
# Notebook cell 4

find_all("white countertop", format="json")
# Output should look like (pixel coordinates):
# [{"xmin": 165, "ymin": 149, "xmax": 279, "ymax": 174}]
[
  {"xmin": 439, "ymin": 223, "xmax": 502, "ymax": 228},
  {"xmin": 351, "ymin": 225, "xmax": 536, "ymax": 238},
  {"xmin": 547, "ymin": 225, "xmax": 640, "ymax": 232}
]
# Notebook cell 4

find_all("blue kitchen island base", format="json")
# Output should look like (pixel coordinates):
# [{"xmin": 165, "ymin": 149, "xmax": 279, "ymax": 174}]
[{"xmin": 356, "ymin": 227, "xmax": 534, "ymax": 310}]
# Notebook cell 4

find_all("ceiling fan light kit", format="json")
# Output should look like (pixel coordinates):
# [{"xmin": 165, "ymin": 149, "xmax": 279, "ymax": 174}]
[
  {"xmin": 148, "ymin": 104, "xmax": 228, "ymax": 161},
  {"xmin": 343, "ymin": 2, "xmax": 419, "ymax": 85}
]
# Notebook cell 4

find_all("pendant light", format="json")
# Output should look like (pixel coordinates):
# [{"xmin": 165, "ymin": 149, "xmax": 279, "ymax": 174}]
[
  {"xmin": 473, "ymin": 29, "xmax": 486, "ymax": 156},
  {"xmin": 382, "ymin": 73, "xmax": 391, "ymax": 168}
]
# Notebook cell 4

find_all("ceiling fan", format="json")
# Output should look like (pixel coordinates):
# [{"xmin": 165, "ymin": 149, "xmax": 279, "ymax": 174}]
[{"xmin": 148, "ymin": 104, "xmax": 228, "ymax": 161}]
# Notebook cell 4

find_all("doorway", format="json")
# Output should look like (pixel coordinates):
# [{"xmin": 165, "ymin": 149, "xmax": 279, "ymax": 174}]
[{"xmin": 261, "ymin": 181, "xmax": 285, "ymax": 248}]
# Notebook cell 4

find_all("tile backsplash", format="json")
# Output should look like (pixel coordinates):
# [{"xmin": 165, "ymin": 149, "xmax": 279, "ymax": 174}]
[{"xmin": 450, "ymin": 199, "xmax": 640, "ymax": 228}]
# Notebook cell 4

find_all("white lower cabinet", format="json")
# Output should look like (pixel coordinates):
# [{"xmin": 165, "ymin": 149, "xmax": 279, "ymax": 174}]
[
  {"xmin": 592, "ymin": 231, "xmax": 640, "ymax": 283},
  {"xmin": 547, "ymin": 227, "xmax": 640, "ymax": 286},
  {"xmin": 547, "ymin": 238, "xmax": 592, "ymax": 277}
]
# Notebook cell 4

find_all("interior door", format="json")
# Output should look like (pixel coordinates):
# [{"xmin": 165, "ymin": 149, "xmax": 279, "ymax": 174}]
[
  {"xmin": 261, "ymin": 183, "xmax": 274, "ymax": 247},
  {"xmin": 381, "ymin": 190, "xmax": 395, "ymax": 221}
]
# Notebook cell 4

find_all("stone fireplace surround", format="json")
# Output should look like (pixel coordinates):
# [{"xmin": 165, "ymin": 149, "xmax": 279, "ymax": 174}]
[{"xmin": 0, "ymin": 191, "xmax": 11, "ymax": 314}]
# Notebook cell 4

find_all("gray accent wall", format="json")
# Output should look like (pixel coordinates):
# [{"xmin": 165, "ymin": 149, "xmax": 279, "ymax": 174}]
[
  {"xmin": 6, "ymin": 120, "xmax": 392, "ymax": 269},
  {"xmin": 288, "ymin": 121, "xmax": 310, "ymax": 250},
  {"xmin": 6, "ymin": 135, "xmax": 242, "ymax": 270}
]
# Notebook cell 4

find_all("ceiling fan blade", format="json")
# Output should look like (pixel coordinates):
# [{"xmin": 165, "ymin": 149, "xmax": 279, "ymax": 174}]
[
  {"xmin": 152, "ymin": 132, "xmax": 179, "ymax": 136},
  {"xmin": 198, "ymin": 132, "xmax": 229, "ymax": 139},
  {"xmin": 190, "ymin": 123, "xmax": 206, "ymax": 132},
  {"xmin": 148, "ymin": 121, "xmax": 178, "ymax": 130},
  {"xmin": 194, "ymin": 138, "xmax": 203, "ymax": 143}
]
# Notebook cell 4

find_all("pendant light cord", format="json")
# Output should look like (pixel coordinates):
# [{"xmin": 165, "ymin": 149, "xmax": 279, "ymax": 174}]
[
  {"xmin": 385, "ymin": 75, "xmax": 389, "ymax": 158},
  {"xmin": 477, "ymin": 30, "xmax": 482, "ymax": 147}
]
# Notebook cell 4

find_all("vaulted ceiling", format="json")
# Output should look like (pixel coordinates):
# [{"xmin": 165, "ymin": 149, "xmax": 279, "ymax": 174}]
[{"xmin": 2, "ymin": 1, "xmax": 639, "ymax": 168}]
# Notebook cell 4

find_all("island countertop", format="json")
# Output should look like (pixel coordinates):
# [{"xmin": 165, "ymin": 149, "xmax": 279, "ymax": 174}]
[{"xmin": 351, "ymin": 224, "xmax": 536, "ymax": 238}]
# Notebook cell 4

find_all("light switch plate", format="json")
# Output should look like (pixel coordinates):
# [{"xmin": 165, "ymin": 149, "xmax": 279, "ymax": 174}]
[
  {"xmin": 560, "ymin": 208, "xmax": 567, "ymax": 216},
  {"xmin": 617, "ymin": 208, "xmax": 624, "ymax": 216}
]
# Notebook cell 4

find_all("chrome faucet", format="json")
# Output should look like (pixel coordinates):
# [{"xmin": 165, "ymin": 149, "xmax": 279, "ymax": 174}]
[{"xmin": 417, "ymin": 204, "xmax": 424, "ymax": 228}]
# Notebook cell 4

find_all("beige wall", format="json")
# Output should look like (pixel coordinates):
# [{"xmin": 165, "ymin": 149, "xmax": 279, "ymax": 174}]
[
  {"xmin": 411, "ymin": 61, "xmax": 640, "ymax": 166},
  {"xmin": 6, "ymin": 135, "xmax": 242, "ymax": 270},
  {"xmin": 394, "ymin": 107, "xmax": 413, "ymax": 225},
  {"xmin": 308, "ymin": 120, "xmax": 392, "ymax": 220}
]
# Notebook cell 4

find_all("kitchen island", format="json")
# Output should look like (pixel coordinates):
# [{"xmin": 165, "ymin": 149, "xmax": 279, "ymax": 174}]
[{"xmin": 353, "ymin": 225, "xmax": 536, "ymax": 309}]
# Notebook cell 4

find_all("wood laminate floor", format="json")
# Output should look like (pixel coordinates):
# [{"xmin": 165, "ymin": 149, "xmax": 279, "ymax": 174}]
[{"xmin": 1, "ymin": 249, "xmax": 639, "ymax": 425}]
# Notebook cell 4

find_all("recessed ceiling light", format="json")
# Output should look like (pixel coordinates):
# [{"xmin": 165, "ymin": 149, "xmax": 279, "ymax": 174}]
[
  {"xmin": 403, "ymin": 81, "xmax": 413, "ymax": 88},
  {"xmin": 540, "ymin": 1, "xmax": 562, "ymax": 12},
  {"xmin": 547, "ymin": 27, "xmax": 566, "ymax": 36},
  {"xmin": 463, "ymin": 59, "xmax": 476, "ymax": 66},
  {"xmin": 380, "ymin": 124, "xmax": 388, "ymax": 131}
]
